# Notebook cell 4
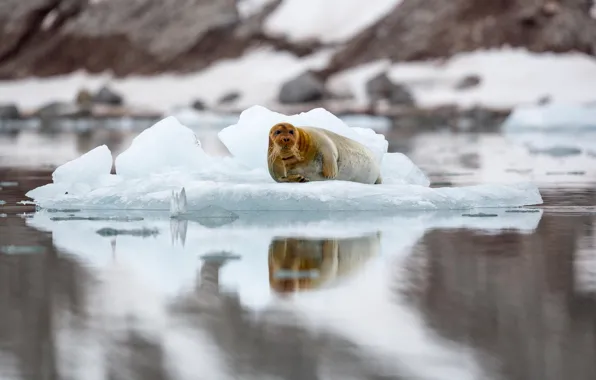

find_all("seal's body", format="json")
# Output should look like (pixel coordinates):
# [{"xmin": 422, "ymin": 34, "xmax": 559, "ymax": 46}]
[{"xmin": 267, "ymin": 122, "xmax": 382, "ymax": 184}]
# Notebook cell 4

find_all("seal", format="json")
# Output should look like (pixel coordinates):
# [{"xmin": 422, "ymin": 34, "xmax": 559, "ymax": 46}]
[{"xmin": 267, "ymin": 122, "xmax": 382, "ymax": 184}]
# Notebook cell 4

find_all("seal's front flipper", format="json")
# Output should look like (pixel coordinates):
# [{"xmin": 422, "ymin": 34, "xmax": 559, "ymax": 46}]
[{"xmin": 281, "ymin": 174, "xmax": 309, "ymax": 183}]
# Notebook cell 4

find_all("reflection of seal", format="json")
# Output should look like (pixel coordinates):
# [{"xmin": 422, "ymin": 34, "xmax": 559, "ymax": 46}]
[
  {"xmin": 268, "ymin": 233, "xmax": 380, "ymax": 293},
  {"xmin": 267, "ymin": 122, "xmax": 382, "ymax": 184}
]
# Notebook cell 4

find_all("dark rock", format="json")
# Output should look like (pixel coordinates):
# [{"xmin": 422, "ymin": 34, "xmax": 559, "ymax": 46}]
[
  {"xmin": 278, "ymin": 71, "xmax": 325, "ymax": 104},
  {"xmin": 218, "ymin": 92, "xmax": 240, "ymax": 105},
  {"xmin": 0, "ymin": 0, "xmax": 246, "ymax": 78},
  {"xmin": 537, "ymin": 95, "xmax": 552, "ymax": 105},
  {"xmin": 365, "ymin": 72, "xmax": 414, "ymax": 106},
  {"xmin": 192, "ymin": 99, "xmax": 206, "ymax": 110},
  {"xmin": 92, "ymin": 85, "xmax": 123, "ymax": 106},
  {"xmin": 455, "ymin": 75, "xmax": 481, "ymax": 90},
  {"xmin": 0, "ymin": 104, "xmax": 21, "ymax": 119},
  {"xmin": 35, "ymin": 101, "xmax": 89, "ymax": 118},
  {"xmin": 323, "ymin": 0, "xmax": 596, "ymax": 76}
]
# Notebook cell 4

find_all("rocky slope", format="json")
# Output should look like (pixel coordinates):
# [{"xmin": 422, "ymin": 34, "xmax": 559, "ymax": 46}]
[{"xmin": 0, "ymin": 0, "xmax": 595, "ymax": 117}]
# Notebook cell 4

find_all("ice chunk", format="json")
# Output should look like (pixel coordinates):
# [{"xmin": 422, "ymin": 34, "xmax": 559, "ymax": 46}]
[
  {"xmin": 115, "ymin": 116, "xmax": 210, "ymax": 178},
  {"xmin": 52, "ymin": 145, "xmax": 112, "ymax": 184},
  {"xmin": 218, "ymin": 105, "xmax": 388, "ymax": 170},
  {"xmin": 503, "ymin": 104, "xmax": 596, "ymax": 131},
  {"xmin": 27, "ymin": 179, "xmax": 542, "ymax": 211},
  {"xmin": 381, "ymin": 153, "xmax": 430, "ymax": 186}
]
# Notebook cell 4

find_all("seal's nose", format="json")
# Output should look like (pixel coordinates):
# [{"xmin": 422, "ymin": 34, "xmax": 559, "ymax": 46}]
[{"xmin": 282, "ymin": 137, "xmax": 290, "ymax": 143}]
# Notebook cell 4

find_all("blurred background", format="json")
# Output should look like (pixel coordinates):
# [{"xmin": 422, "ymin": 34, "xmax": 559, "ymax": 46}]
[{"xmin": 1, "ymin": 1, "xmax": 596, "ymax": 380}]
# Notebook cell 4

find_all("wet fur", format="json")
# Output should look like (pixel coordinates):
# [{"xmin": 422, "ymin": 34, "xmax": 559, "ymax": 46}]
[{"xmin": 267, "ymin": 123, "xmax": 382, "ymax": 184}]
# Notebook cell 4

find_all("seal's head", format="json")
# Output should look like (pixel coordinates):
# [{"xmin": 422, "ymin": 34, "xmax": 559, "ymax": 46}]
[{"xmin": 269, "ymin": 122, "xmax": 298, "ymax": 151}]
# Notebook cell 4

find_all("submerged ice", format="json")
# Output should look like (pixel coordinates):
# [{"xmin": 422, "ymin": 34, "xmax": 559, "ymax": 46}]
[{"xmin": 26, "ymin": 105, "xmax": 542, "ymax": 211}]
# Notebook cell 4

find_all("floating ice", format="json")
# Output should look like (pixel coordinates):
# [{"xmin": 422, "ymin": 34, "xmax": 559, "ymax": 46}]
[
  {"xmin": 218, "ymin": 105, "xmax": 388, "ymax": 169},
  {"xmin": 503, "ymin": 104, "xmax": 596, "ymax": 131},
  {"xmin": 26, "ymin": 106, "xmax": 543, "ymax": 211}
]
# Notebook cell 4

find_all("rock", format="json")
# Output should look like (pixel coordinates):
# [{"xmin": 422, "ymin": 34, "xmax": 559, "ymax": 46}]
[
  {"xmin": 278, "ymin": 71, "xmax": 325, "ymax": 104},
  {"xmin": 218, "ymin": 92, "xmax": 241, "ymax": 105},
  {"xmin": 0, "ymin": 104, "xmax": 21, "ymax": 119},
  {"xmin": 35, "ymin": 101, "xmax": 89, "ymax": 118},
  {"xmin": 191, "ymin": 99, "xmax": 206, "ymax": 110},
  {"xmin": 92, "ymin": 85, "xmax": 123, "ymax": 106},
  {"xmin": 0, "ymin": 0, "xmax": 248, "ymax": 78},
  {"xmin": 75, "ymin": 88, "xmax": 93, "ymax": 111},
  {"xmin": 455, "ymin": 75, "xmax": 481, "ymax": 90},
  {"xmin": 537, "ymin": 95, "xmax": 552, "ymax": 105},
  {"xmin": 365, "ymin": 72, "xmax": 414, "ymax": 106},
  {"xmin": 324, "ymin": 0, "xmax": 596, "ymax": 75}
]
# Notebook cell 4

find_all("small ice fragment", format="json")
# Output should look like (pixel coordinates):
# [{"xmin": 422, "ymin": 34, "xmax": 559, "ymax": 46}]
[
  {"xmin": 170, "ymin": 187, "xmax": 188, "ymax": 217},
  {"xmin": 200, "ymin": 252, "xmax": 242, "ymax": 262},
  {"xmin": 505, "ymin": 209, "xmax": 540, "ymax": 213},
  {"xmin": 1, "ymin": 245, "xmax": 45, "ymax": 254},
  {"xmin": 0, "ymin": 214, "xmax": 7, "ymax": 218},
  {"xmin": 0, "ymin": 200, "xmax": 5, "ymax": 205},
  {"xmin": 46, "ymin": 208, "xmax": 81, "ymax": 213},
  {"xmin": 17, "ymin": 200, "xmax": 36, "ymax": 205},
  {"xmin": 529, "ymin": 146, "xmax": 582, "ymax": 157},
  {"xmin": 50, "ymin": 216, "xmax": 144, "ymax": 222},
  {"xmin": 0, "ymin": 181, "xmax": 18, "ymax": 187},
  {"xmin": 462, "ymin": 213, "xmax": 498, "ymax": 217},
  {"xmin": 96, "ymin": 227, "xmax": 159, "ymax": 237}
]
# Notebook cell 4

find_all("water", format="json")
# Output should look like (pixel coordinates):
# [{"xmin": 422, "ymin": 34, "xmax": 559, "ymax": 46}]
[{"xmin": 0, "ymin": 122, "xmax": 595, "ymax": 380}]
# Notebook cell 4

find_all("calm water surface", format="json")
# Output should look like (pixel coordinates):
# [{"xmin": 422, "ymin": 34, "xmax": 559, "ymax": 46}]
[{"xmin": 0, "ymin": 124, "xmax": 595, "ymax": 380}]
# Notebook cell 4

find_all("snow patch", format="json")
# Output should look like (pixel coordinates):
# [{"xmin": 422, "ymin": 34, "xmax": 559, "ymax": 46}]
[
  {"xmin": 329, "ymin": 48, "xmax": 596, "ymax": 109},
  {"xmin": 264, "ymin": 0, "xmax": 402, "ymax": 43},
  {"xmin": 0, "ymin": 48, "xmax": 334, "ymax": 113}
]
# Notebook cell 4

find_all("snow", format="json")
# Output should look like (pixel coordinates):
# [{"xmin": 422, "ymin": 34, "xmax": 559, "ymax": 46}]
[
  {"xmin": 0, "ymin": 47, "xmax": 334, "ymax": 113},
  {"xmin": 264, "ymin": 0, "xmax": 402, "ymax": 43},
  {"xmin": 237, "ymin": 0, "xmax": 276, "ymax": 19},
  {"xmin": 329, "ymin": 48, "xmax": 596, "ymax": 109},
  {"xmin": 25, "ymin": 106, "xmax": 543, "ymax": 211},
  {"xmin": 502, "ymin": 104, "xmax": 596, "ymax": 131}
]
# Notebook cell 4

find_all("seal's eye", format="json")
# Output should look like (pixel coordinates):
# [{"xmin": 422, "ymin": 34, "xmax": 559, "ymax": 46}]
[
  {"xmin": 274, "ymin": 130, "xmax": 282, "ymax": 135},
  {"xmin": 289, "ymin": 130, "xmax": 294, "ymax": 135}
]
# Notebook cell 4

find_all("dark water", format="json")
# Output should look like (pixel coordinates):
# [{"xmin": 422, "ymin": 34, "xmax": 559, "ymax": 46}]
[{"xmin": 0, "ymin": 125, "xmax": 595, "ymax": 380}]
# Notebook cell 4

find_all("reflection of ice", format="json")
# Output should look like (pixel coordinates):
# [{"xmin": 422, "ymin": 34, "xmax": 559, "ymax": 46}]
[{"xmin": 24, "ymin": 209, "xmax": 544, "ymax": 380}]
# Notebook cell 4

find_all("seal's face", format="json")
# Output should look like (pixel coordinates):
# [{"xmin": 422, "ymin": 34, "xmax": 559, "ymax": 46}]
[{"xmin": 269, "ymin": 122, "xmax": 298, "ymax": 150}]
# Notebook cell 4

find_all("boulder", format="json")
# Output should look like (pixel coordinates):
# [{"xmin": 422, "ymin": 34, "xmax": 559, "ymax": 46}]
[
  {"xmin": 92, "ymin": 85, "xmax": 123, "ymax": 106},
  {"xmin": 218, "ymin": 92, "xmax": 240, "ymax": 105},
  {"xmin": 35, "ymin": 101, "xmax": 90, "ymax": 118},
  {"xmin": 0, "ymin": 104, "xmax": 21, "ymax": 119},
  {"xmin": 278, "ymin": 71, "xmax": 325, "ymax": 104},
  {"xmin": 455, "ymin": 74, "xmax": 481, "ymax": 90},
  {"xmin": 191, "ymin": 99, "xmax": 206, "ymax": 110},
  {"xmin": 365, "ymin": 72, "xmax": 414, "ymax": 106}
]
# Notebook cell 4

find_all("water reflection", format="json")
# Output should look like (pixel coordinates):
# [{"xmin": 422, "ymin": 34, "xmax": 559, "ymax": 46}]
[
  {"xmin": 268, "ymin": 234, "xmax": 380, "ymax": 293},
  {"xmin": 2, "ymin": 206, "xmax": 596, "ymax": 379}
]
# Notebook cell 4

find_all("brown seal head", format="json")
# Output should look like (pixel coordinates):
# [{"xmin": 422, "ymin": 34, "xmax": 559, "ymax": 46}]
[{"xmin": 269, "ymin": 122, "xmax": 299, "ymax": 152}]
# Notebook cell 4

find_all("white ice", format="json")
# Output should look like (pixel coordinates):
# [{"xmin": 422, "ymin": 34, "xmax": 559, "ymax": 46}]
[
  {"xmin": 25, "ymin": 106, "xmax": 543, "ymax": 211},
  {"xmin": 502, "ymin": 104, "xmax": 596, "ymax": 131}
]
